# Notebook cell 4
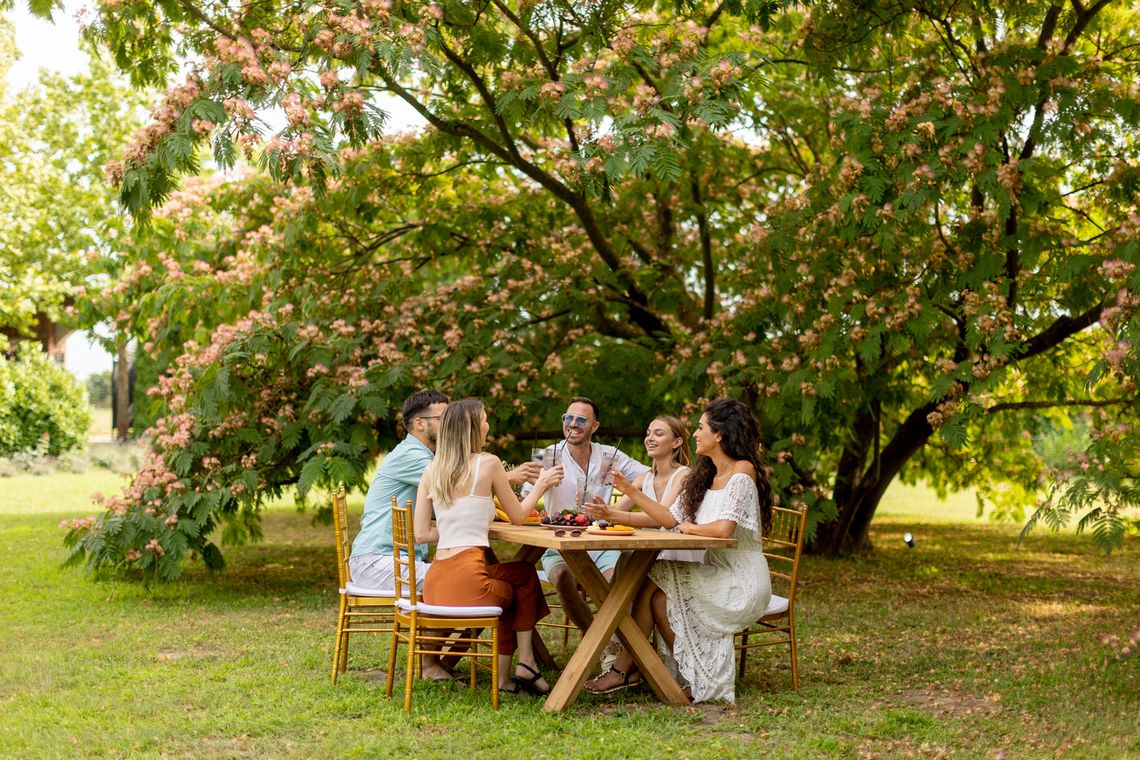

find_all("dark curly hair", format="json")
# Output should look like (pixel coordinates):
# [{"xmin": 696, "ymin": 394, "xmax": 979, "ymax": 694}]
[{"xmin": 678, "ymin": 398, "xmax": 772, "ymax": 534}]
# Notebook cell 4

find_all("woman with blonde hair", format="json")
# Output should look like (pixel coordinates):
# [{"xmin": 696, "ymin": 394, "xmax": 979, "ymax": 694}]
[
  {"xmin": 587, "ymin": 415, "xmax": 692, "ymax": 529},
  {"xmin": 414, "ymin": 398, "xmax": 563, "ymax": 696}
]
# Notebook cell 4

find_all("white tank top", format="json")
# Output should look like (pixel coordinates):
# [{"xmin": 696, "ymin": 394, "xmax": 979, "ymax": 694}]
[
  {"xmin": 642, "ymin": 465, "xmax": 689, "ymax": 502},
  {"xmin": 435, "ymin": 455, "xmax": 495, "ymax": 550}
]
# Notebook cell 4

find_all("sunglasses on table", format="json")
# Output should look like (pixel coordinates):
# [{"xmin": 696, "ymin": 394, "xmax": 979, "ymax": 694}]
[
  {"xmin": 561, "ymin": 414, "xmax": 590, "ymax": 427},
  {"xmin": 553, "ymin": 529, "xmax": 584, "ymax": 537}
]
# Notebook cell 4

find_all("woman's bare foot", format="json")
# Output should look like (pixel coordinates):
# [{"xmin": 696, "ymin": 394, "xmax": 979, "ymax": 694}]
[{"xmin": 421, "ymin": 663, "xmax": 452, "ymax": 681}]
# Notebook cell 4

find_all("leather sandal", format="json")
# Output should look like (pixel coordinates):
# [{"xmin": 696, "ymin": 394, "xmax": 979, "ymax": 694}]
[
  {"xmin": 585, "ymin": 665, "xmax": 641, "ymax": 695},
  {"xmin": 510, "ymin": 662, "xmax": 552, "ymax": 696}
]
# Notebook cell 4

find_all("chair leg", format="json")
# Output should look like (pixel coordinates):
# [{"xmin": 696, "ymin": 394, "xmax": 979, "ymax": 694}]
[
  {"xmin": 332, "ymin": 597, "xmax": 347, "ymax": 684},
  {"xmin": 385, "ymin": 620, "xmax": 399, "ymax": 698},
  {"xmin": 339, "ymin": 628, "xmax": 350, "ymax": 674},
  {"xmin": 491, "ymin": 627, "xmax": 499, "ymax": 711},
  {"xmin": 404, "ymin": 624, "xmax": 417, "ymax": 714},
  {"xmin": 737, "ymin": 631, "xmax": 749, "ymax": 680},
  {"xmin": 788, "ymin": 613, "xmax": 799, "ymax": 691}
]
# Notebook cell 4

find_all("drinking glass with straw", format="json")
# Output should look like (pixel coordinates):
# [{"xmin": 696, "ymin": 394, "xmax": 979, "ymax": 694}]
[
  {"xmin": 530, "ymin": 429, "xmax": 545, "ymax": 471},
  {"xmin": 599, "ymin": 439, "xmax": 622, "ymax": 486}
]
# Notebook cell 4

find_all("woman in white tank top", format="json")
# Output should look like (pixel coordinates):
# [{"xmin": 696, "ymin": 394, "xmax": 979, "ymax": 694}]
[
  {"xmin": 586, "ymin": 415, "xmax": 692, "ymax": 531},
  {"xmin": 414, "ymin": 398, "xmax": 564, "ymax": 696}
]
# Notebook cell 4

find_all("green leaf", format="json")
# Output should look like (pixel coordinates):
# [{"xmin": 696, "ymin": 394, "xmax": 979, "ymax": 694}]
[{"xmin": 297, "ymin": 457, "xmax": 326, "ymax": 498}]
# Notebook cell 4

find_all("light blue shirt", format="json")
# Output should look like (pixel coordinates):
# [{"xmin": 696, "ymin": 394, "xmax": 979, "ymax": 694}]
[{"xmin": 350, "ymin": 435, "xmax": 433, "ymax": 561}]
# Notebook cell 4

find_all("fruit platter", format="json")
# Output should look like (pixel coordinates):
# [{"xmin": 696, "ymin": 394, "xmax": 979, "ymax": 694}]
[
  {"xmin": 537, "ymin": 513, "xmax": 635, "ymax": 535},
  {"xmin": 539, "ymin": 510, "xmax": 591, "ymax": 528},
  {"xmin": 585, "ymin": 520, "xmax": 635, "ymax": 535}
]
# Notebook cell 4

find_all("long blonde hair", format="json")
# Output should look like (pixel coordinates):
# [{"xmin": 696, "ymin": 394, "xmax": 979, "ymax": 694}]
[
  {"xmin": 423, "ymin": 398, "xmax": 484, "ymax": 506},
  {"xmin": 652, "ymin": 415, "xmax": 692, "ymax": 471}
]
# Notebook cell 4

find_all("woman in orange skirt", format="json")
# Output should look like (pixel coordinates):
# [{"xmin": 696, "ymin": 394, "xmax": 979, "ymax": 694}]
[{"xmin": 414, "ymin": 398, "xmax": 564, "ymax": 696}]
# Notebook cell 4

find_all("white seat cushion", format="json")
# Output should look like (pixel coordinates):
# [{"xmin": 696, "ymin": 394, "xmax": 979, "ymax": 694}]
[
  {"xmin": 536, "ymin": 569, "xmax": 550, "ymax": 584},
  {"xmin": 395, "ymin": 598, "xmax": 502, "ymax": 617},
  {"xmin": 762, "ymin": 595, "xmax": 790, "ymax": 617},
  {"xmin": 342, "ymin": 583, "xmax": 397, "ymax": 598}
]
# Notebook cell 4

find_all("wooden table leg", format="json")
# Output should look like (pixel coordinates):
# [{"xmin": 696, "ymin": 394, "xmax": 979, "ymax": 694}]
[
  {"xmin": 542, "ymin": 550, "xmax": 687, "ymax": 711},
  {"xmin": 567, "ymin": 550, "xmax": 690, "ymax": 707}
]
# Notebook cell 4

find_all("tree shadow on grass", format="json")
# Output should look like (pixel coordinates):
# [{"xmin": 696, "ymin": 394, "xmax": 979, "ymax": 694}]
[{"xmin": 142, "ymin": 509, "xmax": 340, "ymax": 606}]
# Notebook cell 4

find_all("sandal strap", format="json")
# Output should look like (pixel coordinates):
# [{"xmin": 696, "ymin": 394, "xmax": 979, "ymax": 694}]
[
  {"xmin": 610, "ymin": 665, "xmax": 638, "ymax": 685},
  {"xmin": 516, "ymin": 662, "xmax": 542, "ymax": 680}
]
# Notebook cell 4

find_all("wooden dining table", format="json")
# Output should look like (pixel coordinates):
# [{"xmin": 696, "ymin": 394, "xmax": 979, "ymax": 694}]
[{"xmin": 487, "ymin": 522, "xmax": 736, "ymax": 712}]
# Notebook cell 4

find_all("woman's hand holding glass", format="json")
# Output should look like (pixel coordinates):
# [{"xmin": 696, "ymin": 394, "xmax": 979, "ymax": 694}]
[
  {"xmin": 535, "ymin": 465, "xmax": 564, "ymax": 492},
  {"xmin": 584, "ymin": 496, "xmax": 614, "ymax": 522},
  {"xmin": 611, "ymin": 470, "xmax": 634, "ymax": 495},
  {"xmin": 510, "ymin": 460, "xmax": 543, "ymax": 486}
]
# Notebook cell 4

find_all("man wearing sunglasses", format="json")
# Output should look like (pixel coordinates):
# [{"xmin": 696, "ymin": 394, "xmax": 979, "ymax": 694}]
[
  {"xmin": 534, "ymin": 396, "xmax": 649, "ymax": 661},
  {"xmin": 350, "ymin": 389, "xmax": 541, "ymax": 681}
]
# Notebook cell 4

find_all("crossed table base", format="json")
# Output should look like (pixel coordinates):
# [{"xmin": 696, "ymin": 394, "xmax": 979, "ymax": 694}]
[{"xmin": 486, "ymin": 523, "xmax": 736, "ymax": 712}]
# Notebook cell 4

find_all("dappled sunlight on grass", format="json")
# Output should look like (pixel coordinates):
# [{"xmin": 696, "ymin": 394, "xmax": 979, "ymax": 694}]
[
  {"xmin": 0, "ymin": 470, "xmax": 128, "ymax": 515},
  {"xmin": 877, "ymin": 479, "xmax": 989, "ymax": 522},
  {"xmin": 1016, "ymin": 600, "xmax": 1106, "ymax": 621}
]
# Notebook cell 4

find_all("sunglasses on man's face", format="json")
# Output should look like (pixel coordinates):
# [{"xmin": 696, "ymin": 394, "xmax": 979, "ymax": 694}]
[
  {"xmin": 562, "ymin": 414, "xmax": 590, "ymax": 427},
  {"xmin": 553, "ymin": 529, "xmax": 584, "ymax": 537}
]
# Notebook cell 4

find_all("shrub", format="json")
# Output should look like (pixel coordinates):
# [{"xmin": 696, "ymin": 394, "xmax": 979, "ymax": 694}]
[
  {"xmin": 0, "ymin": 344, "xmax": 91, "ymax": 457},
  {"xmin": 86, "ymin": 370, "xmax": 112, "ymax": 407}
]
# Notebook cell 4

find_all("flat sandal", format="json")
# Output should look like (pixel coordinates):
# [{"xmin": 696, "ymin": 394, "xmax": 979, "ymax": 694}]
[
  {"xmin": 511, "ymin": 662, "xmax": 552, "ymax": 696},
  {"xmin": 586, "ymin": 665, "xmax": 641, "ymax": 695}
]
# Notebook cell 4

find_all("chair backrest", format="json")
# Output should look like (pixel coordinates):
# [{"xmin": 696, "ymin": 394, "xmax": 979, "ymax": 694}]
[
  {"xmin": 763, "ymin": 505, "xmax": 807, "ymax": 605},
  {"xmin": 331, "ymin": 487, "xmax": 351, "ymax": 589},
  {"xmin": 390, "ymin": 498, "xmax": 421, "ymax": 604}
]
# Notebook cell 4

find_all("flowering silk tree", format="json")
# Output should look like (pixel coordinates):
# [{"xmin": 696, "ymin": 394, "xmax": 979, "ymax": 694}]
[{"xmin": 52, "ymin": 0, "xmax": 1139, "ymax": 579}]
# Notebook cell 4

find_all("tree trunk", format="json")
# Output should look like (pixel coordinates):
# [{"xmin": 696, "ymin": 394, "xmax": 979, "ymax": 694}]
[
  {"xmin": 809, "ymin": 401, "xmax": 938, "ymax": 556},
  {"xmin": 113, "ymin": 341, "xmax": 132, "ymax": 442}
]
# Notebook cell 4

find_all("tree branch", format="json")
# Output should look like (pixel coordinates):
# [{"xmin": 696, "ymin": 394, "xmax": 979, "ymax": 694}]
[
  {"xmin": 489, "ymin": 0, "xmax": 580, "ymax": 153},
  {"xmin": 1064, "ymin": 0, "xmax": 1113, "ymax": 52},
  {"xmin": 433, "ymin": 28, "xmax": 524, "ymax": 163},
  {"xmin": 690, "ymin": 173, "xmax": 715, "ymax": 320},
  {"xmin": 1018, "ymin": 302, "xmax": 1104, "ymax": 362},
  {"xmin": 986, "ymin": 397, "xmax": 1133, "ymax": 414}
]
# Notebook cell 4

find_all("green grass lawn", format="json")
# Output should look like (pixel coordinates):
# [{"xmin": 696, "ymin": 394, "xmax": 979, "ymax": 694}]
[
  {"xmin": 0, "ymin": 472, "xmax": 1135, "ymax": 758},
  {"xmin": 88, "ymin": 406, "xmax": 113, "ymax": 438}
]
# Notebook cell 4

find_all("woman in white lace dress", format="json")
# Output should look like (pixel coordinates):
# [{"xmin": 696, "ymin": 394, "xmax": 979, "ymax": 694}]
[{"xmin": 585, "ymin": 398, "xmax": 772, "ymax": 703}]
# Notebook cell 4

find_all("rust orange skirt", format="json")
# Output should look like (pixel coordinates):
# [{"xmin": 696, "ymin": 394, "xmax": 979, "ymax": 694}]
[{"xmin": 423, "ymin": 548, "xmax": 550, "ymax": 655}]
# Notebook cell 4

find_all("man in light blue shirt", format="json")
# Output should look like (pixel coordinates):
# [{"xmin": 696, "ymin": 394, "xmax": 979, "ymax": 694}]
[
  {"xmin": 349, "ymin": 390, "xmax": 449, "ymax": 590},
  {"xmin": 348, "ymin": 389, "xmax": 540, "ymax": 680}
]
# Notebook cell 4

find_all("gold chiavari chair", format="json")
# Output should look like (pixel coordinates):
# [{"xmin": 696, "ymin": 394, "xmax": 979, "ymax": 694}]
[
  {"xmin": 330, "ymin": 487, "xmax": 396, "ymax": 684},
  {"xmin": 735, "ymin": 504, "xmax": 808, "ymax": 690},
  {"xmin": 386, "ymin": 499, "xmax": 503, "ymax": 712}
]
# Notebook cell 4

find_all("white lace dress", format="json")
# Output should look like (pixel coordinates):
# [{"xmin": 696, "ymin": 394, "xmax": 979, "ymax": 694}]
[{"xmin": 648, "ymin": 472, "xmax": 771, "ymax": 703}]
